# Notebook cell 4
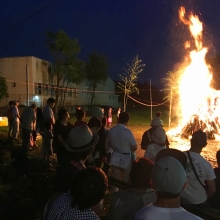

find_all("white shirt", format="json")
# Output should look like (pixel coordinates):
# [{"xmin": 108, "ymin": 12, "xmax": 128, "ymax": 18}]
[
  {"xmin": 135, "ymin": 204, "xmax": 203, "ymax": 220},
  {"xmin": 144, "ymin": 143, "xmax": 166, "ymax": 163},
  {"xmin": 106, "ymin": 124, "xmax": 137, "ymax": 153},
  {"xmin": 180, "ymin": 151, "xmax": 216, "ymax": 204}
]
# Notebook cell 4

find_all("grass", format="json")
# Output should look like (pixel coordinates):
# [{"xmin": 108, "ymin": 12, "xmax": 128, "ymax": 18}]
[{"xmin": 0, "ymin": 108, "xmax": 167, "ymax": 219}]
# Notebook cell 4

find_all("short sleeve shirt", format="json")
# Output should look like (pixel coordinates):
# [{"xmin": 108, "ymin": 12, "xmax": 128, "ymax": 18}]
[
  {"xmin": 180, "ymin": 151, "xmax": 216, "ymax": 204},
  {"xmin": 106, "ymin": 124, "xmax": 137, "ymax": 153},
  {"xmin": 43, "ymin": 105, "xmax": 55, "ymax": 125}
]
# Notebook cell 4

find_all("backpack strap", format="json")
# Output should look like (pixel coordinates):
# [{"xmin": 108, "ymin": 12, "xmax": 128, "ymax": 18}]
[
  {"xmin": 147, "ymin": 130, "xmax": 151, "ymax": 142},
  {"xmin": 186, "ymin": 151, "xmax": 207, "ymax": 191}
]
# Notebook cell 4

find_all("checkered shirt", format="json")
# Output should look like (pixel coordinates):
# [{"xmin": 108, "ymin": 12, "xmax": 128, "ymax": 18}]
[{"xmin": 43, "ymin": 191, "xmax": 100, "ymax": 220}]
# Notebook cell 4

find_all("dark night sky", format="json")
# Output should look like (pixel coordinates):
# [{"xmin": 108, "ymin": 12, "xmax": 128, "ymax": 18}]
[{"xmin": 0, "ymin": 0, "xmax": 220, "ymax": 88}]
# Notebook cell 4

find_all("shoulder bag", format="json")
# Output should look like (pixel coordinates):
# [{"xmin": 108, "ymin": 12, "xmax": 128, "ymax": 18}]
[{"xmin": 186, "ymin": 151, "xmax": 207, "ymax": 191}]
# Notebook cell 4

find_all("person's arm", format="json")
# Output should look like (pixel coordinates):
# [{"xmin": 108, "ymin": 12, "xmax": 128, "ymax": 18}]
[{"xmin": 205, "ymin": 179, "xmax": 216, "ymax": 197}]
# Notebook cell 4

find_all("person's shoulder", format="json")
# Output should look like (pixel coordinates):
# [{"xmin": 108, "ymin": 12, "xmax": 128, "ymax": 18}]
[{"xmin": 135, "ymin": 204, "xmax": 152, "ymax": 218}]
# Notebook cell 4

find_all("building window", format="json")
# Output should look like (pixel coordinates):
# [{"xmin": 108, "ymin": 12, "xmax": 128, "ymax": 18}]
[{"xmin": 11, "ymin": 82, "xmax": 16, "ymax": 87}]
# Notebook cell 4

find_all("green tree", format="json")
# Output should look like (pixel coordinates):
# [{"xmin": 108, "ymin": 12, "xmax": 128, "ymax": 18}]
[
  {"xmin": 86, "ymin": 51, "xmax": 108, "ymax": 107},
  {"xmin": 46, "ymin": 30, "xmax": 84, "ymax": 111},
  {"xmin": 118, "ymin": 55, "xmax": 145, "ymax": 111},
  {"xmin": 61, "ymin": 60, "xmax": 85, "ymax": 108},
  {"xmin": 0, "ymin": 76, "xmax": 8, "ymax": 101}
]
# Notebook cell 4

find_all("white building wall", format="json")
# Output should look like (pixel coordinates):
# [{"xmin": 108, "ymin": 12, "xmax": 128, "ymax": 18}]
[{"xmin": 0, "ymin": 56, "xmax": 120, "ymax": 111}]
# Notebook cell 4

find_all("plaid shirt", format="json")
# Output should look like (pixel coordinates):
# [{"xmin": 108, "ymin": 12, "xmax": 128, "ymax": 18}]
[{"xmin": 43, "ymin": 191, "xmax": 100, "ymax": 220}]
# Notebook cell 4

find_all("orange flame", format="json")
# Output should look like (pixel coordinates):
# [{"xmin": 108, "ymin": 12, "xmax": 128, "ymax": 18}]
[{"xmin": 169, "ymin": 7, "xmax": 220, "ymax": 140}]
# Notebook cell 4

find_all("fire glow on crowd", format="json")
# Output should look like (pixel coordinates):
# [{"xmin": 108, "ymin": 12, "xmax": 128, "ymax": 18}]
[{"xmin": 168, "ymin": 7, "xmax": 220, "ymax": 140}]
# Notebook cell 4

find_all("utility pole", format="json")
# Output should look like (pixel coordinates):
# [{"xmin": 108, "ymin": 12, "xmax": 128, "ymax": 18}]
[
  {"xmin": 150, "ymin": 79, "xmax": 152, "ymax": 119},
  {"xmin": 26, "ymin": 65, "xmax": 29, "ymax": 106}
]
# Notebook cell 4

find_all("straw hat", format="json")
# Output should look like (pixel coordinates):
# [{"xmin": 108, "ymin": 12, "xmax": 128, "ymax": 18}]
[{"xmin": 65, "ymin": 124, "xmax": 99, "ymax": 152}]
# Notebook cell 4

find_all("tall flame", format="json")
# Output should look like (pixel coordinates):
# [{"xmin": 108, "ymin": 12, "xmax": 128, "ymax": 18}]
[{"xmin": 169, "ymin": 7, "xmax": 220, "ymax": 139}]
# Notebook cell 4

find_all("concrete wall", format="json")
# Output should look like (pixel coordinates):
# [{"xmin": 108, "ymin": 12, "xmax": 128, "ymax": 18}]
[{"xmin": 0, "ymin": 56, "xmax": 120, "ymax": 111}]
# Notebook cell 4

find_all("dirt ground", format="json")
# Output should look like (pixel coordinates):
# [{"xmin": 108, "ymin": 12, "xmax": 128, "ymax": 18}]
[{"xmin": 129, "ymin": 125, "xmax": 220, "ymax": 168}]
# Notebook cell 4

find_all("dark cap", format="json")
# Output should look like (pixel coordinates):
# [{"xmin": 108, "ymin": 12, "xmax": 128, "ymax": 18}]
[
  {"xmin": 191, "ymin": 130, "xmax": 207, "ymax": 147},
  {"xmin": 155, "ymin": 148, "xmax": 187, "ymax": 170}
]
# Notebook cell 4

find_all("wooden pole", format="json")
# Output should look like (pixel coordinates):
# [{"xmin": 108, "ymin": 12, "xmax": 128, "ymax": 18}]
[{"xmin": 150, "ymin": 79, "xmax": 152, "ymax": 119}]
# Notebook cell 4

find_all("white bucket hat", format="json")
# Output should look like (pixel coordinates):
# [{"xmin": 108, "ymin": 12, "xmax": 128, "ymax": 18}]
[
  {"xmin": 150, "ymin": 117, "xmax": 163, "ymax": 127},
  {"xmin": 65, "ymin": 124, "xmax": 99, "ymax": 152}
]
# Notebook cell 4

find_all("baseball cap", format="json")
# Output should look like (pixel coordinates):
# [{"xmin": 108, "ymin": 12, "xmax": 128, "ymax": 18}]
[
  {"xmin": 155, "ymin": 149, "xmax": 187, "ymax": 170},
  {"xmin": 191, "ymin": 130, "xmax": 207, "ymax": 147},
  {"xmin": 152, "ymin": 156, "xmax": 186, "ymax": 195}
]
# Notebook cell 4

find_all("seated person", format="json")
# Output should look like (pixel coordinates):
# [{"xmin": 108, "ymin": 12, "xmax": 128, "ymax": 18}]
[
  {"xmin": 44, "ymin": 167, "xmax": 108, "ymax": 220},
  {"xmin": 135, "ymin": 156, "xmax": 202, "ymax": 220},
  {"xmin": 144, "ymin": 127, "xmax": 167, "ymax": 162},
  {"xmin": 107, "ymin": 158, "xmax": 157, "ymax": 220}
]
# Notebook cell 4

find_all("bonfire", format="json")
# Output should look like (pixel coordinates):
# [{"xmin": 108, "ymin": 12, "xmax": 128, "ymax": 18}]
[{"xmin": 169, "ymin": 7, "xmax": 220, "ymax": 140}]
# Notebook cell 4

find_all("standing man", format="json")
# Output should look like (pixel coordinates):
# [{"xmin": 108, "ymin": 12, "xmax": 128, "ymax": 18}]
[
  {"xmin": 180, "ymin": 130, "xmax": 216, "ymax": 206},
  {"xmin": 21, "ymin": 104, "xmax": 37, "ymax": 151},
  {"xmin": 11, "ymin": 100, "xmax": 21, "ymax": 141},
  {"xmin": 43, "ymin": 98, "xmax": 55, "ymax": 128},
  {"xmin": 106, "ymin": 112, "xmax": 137, "ymax": 192}
]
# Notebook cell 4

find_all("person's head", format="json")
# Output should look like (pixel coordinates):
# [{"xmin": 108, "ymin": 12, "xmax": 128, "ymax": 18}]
[
  {"xmin": 151, "ymin": 127, "xmax": 166, "ymax": 144},
  {"xmin": 118, "ymin": 112, "xmax": 129, "ymax": 124},
  {"xmin": 30, "ymin": 103, "xmax": 37, "ymax": 110},
  {"xmin": 129, "ymin": 158, "xmax": 153, "ymax": 190},
  {"xmin": 152, "ymin": 156, "xmax": 186, "ymax": 199},
  {"xmin": 13, "ymin": 100, "xmax": 19, "ymax": 106},
  {"xmin": 156, "ymin": 111, "xmax": 161, "ymax": 117},
  {"xmin": 91, "ymin": 107, "xmax": 103, "ymax": 119},
  {"xmin": 8, "ymin": 101, "xmax": 13, "ymax": 107},
  {"xmin": 88, "ymin": 117, "xmax": 102, "ymax": 133},
  {"xmin": 71, "ymin": 167, "xmax": 108, "ymax": 211},
  {"xmin": 101, "ymin": 117, "xmax": 107, "ymax": 127},
  {"xmin": 46, "ymin": 98, "xmax": 55, "ymax": 108},
  {"xmin": 190, "ymin": 130, "xmax": 207, "ymax": 151},
  {"xmin": 76, "ymin": 109, "xmax": 85, "ymax": 120},
  {"xmin": 216, "ymin": 150, "xmax": 220, "ymax": 168},
  {"xmin": 65, "ymin": 124, "xmax": 99, "ymax": 160},
  {"xmin": 155, "ymin": 149, "xmax": 187, "ymax": 170},
  {"xmin": 58, "ymin": 108, "xmax": 70, "ymax": 121},
  {"xmin": 150, "ymin": 117, "xmax": 163, "ymax": 127}
]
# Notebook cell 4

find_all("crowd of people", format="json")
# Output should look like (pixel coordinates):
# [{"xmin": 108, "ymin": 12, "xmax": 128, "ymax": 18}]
[{"xmin": 5, "ymin": 99, "xmax": 220, "ymax": 219}]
